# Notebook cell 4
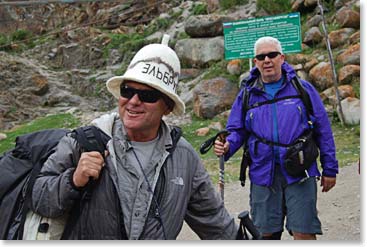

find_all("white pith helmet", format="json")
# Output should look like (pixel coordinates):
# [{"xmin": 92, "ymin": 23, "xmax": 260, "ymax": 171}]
[{"xmin": 106, "ymin": 34, "xmax": 185, "ymax": 115}]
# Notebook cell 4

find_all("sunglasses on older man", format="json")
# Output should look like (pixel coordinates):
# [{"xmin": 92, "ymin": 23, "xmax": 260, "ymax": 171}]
[
  {"xmin": 255, "ymin": 51, "xmax": 281, "ymax": 61},
  {"xmin": 120, "ymin": 84, "xmax": 162, "ymax": 103}
]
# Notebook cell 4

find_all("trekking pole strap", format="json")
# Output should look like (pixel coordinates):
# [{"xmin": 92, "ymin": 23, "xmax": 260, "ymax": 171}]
[{"xmin": 200, "ymin": 130, "xmax": 229, "ymax": 154}]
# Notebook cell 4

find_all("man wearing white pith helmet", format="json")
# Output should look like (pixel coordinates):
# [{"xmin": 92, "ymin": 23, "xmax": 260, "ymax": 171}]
[{"xmin": 30, "ymin": 35, "xmax": 238, "ymax": 240}]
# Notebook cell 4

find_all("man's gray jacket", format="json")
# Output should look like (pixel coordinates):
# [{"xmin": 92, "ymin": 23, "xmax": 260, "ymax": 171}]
[{"xmin": 31, "ymin": 113, "xmax": 237, "ymax": 239}]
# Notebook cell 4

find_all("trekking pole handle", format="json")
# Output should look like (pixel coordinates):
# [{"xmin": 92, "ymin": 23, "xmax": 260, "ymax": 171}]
[{"xmin": 200, "ymin": 130, "xmax": 229, "ymax": 154}]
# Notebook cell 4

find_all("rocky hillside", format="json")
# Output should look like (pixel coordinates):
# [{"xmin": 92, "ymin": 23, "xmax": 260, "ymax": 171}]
[{"xmin": 0, "ymin": 0, "xmax": 360, "ymax": 133}]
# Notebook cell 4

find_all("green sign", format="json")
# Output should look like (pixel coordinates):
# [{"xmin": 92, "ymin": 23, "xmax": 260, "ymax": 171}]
[{"xmin": 223, "ymin": 12, "xmax": 301, "ymax": 60}]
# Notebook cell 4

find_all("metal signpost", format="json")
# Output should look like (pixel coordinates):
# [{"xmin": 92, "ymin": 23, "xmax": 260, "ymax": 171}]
[{"xmin": 223, "ymin": 12, "xmax": 302, "ymax": 60}]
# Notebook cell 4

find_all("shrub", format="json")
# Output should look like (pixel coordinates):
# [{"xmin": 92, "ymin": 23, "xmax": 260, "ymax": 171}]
[
  {"xmin": 256, "ymin": 0, "xmax": 291, "ymax": 15},
  {"xmin": 11, "ymin": 29, "xmax": 32, "ymax": 41},
  {"xmin": 192, "ymin": 3, "xmax": 208, "ymax": 15},
  {"xmin": 220, "ymin": 0, "xmax": 249, "ymax": 10}
]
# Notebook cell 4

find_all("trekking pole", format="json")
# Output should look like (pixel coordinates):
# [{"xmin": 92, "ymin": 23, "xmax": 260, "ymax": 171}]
[
  {"xmin": 200, "ymin": 130, "xmax": 229, "ymax": 201},
  {"xmin": 217, "ymin": 131, "xmax": 229, "ymax": 200}
]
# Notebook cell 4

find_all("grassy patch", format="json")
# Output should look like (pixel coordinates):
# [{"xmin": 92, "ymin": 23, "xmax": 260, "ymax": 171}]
[
  {"xmin": 181, "ymin": 114, "xmax": 244, "ymax": 184},
  {"xmin": 220, "ymin": 0, "xmax": 249, "ymax": 10},
  {"xmin": 202, "ymin": 60, "xmax": 240, "ymax": 84},
  {"xmin": 0, "ymin": 113, "xmax": 80, "ymax": 154},
  {"xmin": 191, "ymin": 3, "xmax": 208, "ymax": 15},
  {"xmin": 332, "ymin": 122, "xmax": 360, "ymax": 167},
  {"xmin": 256, "ymin": 0, "xmax": 291, "ymax": 15}
]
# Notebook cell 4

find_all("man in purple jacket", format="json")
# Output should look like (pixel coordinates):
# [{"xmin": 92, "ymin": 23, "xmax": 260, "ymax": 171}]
[{"xmin": 214, "ymin": 36, "xmax": 338, "ymax": 240}]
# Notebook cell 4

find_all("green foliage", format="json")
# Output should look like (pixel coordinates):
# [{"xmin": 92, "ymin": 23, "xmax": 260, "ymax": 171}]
[
  {"xmin": 144, "ymin": 18, "xmax": 174, "ymax": 37},
  {"xmin": 0, "ymin": 114, "xmax": 80, "ymax": 154},
  {"xmin": 104, "ymin": 33, "xmax": 146, "ymax": 62},
  {"xmin": 332, "ymin": 122, "xmax": 360, "ymax": 167},
  {"xmin": 180, "ymin": 114, "xmax": 241, "ymax": 183},
  {"xmin": 220, "ymin": 0, "xmax": 249, "ymax": 10},
  {"xmin": 155, "ymin": 18, "xmax": 172, "ymax": 30},
  {"xmin": 177, "ymin": 32, "xmax": 190, "ymax": 40},
  {"xmin": 170, "ymin": 9, "xmax": 183, "ymax": 19},
  {"xmin": 351, "ymin": 79, "xmax": 360, "ymax": 99},
  {"xmin": 202, "ymin": 60, "xmax": 239, "ymax": 84},
  {"xmin": 0, "ymin": 29, "xmax": 36, "ymax": 51},
  {"xmin": 11, "ymin": 29, "xmax": 32, "ymax": 41},
  {"xmin": 106, "ymin": 33, "xmax": 131, "ymax": 50},
  {"xmin": 256, "ymin": 0, "xmax": 291, "ymax": 15},
  {"xmin": 0, "ymin": 34, "xmax": 10, "ymax": 51},
  {"xmin": 191, "ymin": 3, "xmax": 208, "ymax": 15}
]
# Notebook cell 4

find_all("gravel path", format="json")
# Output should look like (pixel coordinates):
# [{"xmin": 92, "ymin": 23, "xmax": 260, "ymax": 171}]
[{"xmin": 177, "ymin": 162, "xmax": 361, "ymax": 240}]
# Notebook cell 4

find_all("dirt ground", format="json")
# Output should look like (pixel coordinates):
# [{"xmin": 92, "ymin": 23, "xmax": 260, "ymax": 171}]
[{"xmin": 177, "ymin": 162, "xmax": 361, "ymax": 241}]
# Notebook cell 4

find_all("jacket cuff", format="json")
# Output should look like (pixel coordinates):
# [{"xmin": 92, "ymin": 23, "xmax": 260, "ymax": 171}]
[{"xmin": 322, "ymin": 170, "xmax": 337, "ymax": 177}]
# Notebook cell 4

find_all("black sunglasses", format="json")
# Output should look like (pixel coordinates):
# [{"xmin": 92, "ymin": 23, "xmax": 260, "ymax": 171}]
[
  {"xmin": 120, "ymin": 84, "xmax": 162, "ymax": 103},
  {"xmin": 255, "ymin": 51, "xmax": 281, "ymax": 61}
]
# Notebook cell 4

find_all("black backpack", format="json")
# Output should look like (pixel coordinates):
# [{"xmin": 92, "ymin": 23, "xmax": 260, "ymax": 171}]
[
  {"xmin": 239, "ymin": 75, "xmax": 314, "ymax": 186},
  {"xmin": 0, "ymin": 126, "xmax": 110, "ymax": 240}
]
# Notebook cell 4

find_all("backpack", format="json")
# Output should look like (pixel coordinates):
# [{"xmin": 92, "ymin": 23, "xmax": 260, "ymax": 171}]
[
  {"xmin": 0, "ymin": 126, "xmax": 110, "ymax": 240},
  {"xmin": 239, "ymin": 75, "xmax": 315, "ymax": 186}
]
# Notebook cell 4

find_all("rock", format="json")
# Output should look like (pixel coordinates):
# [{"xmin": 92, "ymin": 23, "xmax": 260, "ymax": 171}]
[
  {"xmin": 184, "ymin": 15, "xmax": 235, "ymax": 38},
  {"xmin": 193, "ymin": 77, "xmax": 239, "ymax": 119},
  {"xmin": 337, "ymin": 97, "xmax": 360, "ymax": 125},
  {"xmin": 0, "ymin": 133, "xmax": 7, "ymax": 141},
  {"xmin": 30, "ymin": 73, "xmax": 49, "ymax": 96},
  {"xmin": 303, "ymin": 26, "xmax": 323, "ymax": 46},
  {"xmin": 208, "ymin": 121, "xmax": 223, "ymax": 131},
  {"xmin": 227, "ymin": 59, "xmax": 242, "ymax": 75},
  {"xmin": 328, "ymin": 28, "xmax": 356, "ymax": 48},
  {"xmin": 320, "ymin": 85, "xmax": 355, "ymax": 105},
  {"xmin": 175, "ymin": 37, "xmax": 224, "ymax": 68},
  {"xmin": 349, "ymin": 30, "xmax": 360, "ymax": 44},
  {"xmin": 195, "ymin": 127, "xmax": 210, "ymax": 136},
  {"xmin": 337, "ymin": 43, "xmax": 360, "ymax": 65},
  {"xmin": 306, "ymin": 14, "xmax": 323, "ymax": 27},
  {"xmin": 206, "ymin": 0, "xmax": 220, "ymax": 13},
  {"xmin": 338, "ymin": 65, "xmax": 360, "ymax": 84},
  {"xmin": 309, "ymin": 62, "xmax": 333, "ymax": 90},
  {"xmin": 335, "ymin": 7, "xmax": 360, "ymax": 28}
]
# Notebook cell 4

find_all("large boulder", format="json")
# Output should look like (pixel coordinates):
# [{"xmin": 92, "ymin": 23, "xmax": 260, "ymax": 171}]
[
  {"xmin": 338, "ymin": 97, "xmax": 360, "ymax": 125},
  {"xmin": 175, "ymin": 37, "xmax": 224, "ymax": 68},
  {"xmin": 337, "ymin": 44, "xmax": 360, "ymax": 65},
  {"xmin": 184, "ymin": 15, "xmax": 235, "ymax": 38},
  {"xmin": 309, "ymin": 62, "xmax": 334, "ymax": 90},
  {"xmin": 193, "ymin": 77, "xmax": 238, "ymax": 119}
]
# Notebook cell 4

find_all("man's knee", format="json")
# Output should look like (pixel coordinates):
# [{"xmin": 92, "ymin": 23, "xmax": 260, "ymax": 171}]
[
  {"xmin": 261, "ymin": 231, "xmax": 282, "ymax": 240},
  {"xmin": 292, "ymin": 231, "xmax": 316, "ymax": 240}
]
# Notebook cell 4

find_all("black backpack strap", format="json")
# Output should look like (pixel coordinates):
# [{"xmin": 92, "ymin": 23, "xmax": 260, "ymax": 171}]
[
  {"xmin": 61, "ymin": 126, "xmax": 110, "ymax": 240},
  {"xmin": 167, "ymin": 126, "xmax": 182, "ymax": 154},
  {"xmin": 247, "ymin": 95, "xmax": 301, "ymax": 110},
  {"xmin": 290, "ymin": 76, "xmax": 313, "ymax": 116},
  {"xmin": 73, "ymin": 126, "xmax": 110, "ymax": 158}
]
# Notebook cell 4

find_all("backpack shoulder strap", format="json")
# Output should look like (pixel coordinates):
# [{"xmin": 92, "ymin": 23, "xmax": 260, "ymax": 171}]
[
  {"xmin": 73, "ymin": 126, "xmax": 111, "ymax": 158},
  {"xmin": 61, "ymin": 126, "xmax": 111, "ymax": 240},
  {"xmin": 290, "ymin": 76, "xmax": 314, "ymax": 116},
  {"xmin": 167, "ymin": 126, "xmax": 182, "ymax": 154},
  {"xmin": 240, "ymin": 76, "xmax": 257, "ymax": 118}
]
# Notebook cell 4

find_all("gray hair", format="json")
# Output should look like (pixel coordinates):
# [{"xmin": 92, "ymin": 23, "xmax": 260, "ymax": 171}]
[{"xmin": 254, "ymin": 36, "xmax": 283, "ymax": 55}]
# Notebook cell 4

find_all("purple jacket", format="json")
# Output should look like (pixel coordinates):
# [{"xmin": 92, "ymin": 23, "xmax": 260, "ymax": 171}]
[{"xmin": 225, "ymin": 62, "xmax": 338, "ymax": 186}]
